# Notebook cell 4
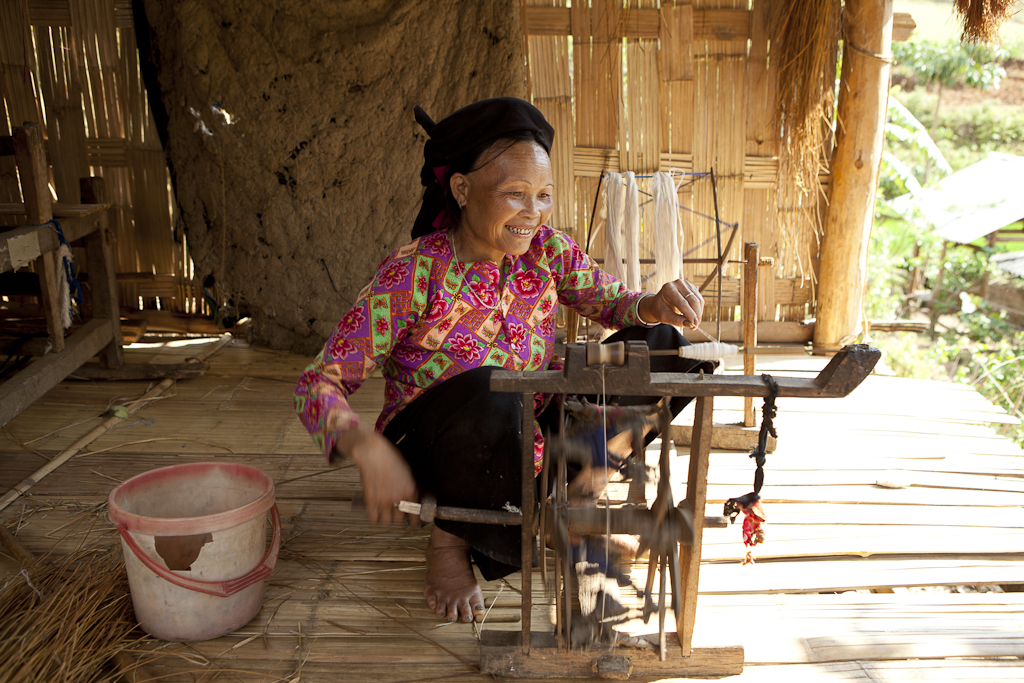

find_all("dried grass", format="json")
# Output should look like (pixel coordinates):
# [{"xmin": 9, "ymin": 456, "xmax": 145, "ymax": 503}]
[
  {"xmin": 770, "ymin": 0, "xmax": 841, "ymax": 274},
  {"xmin": 0, "ymin": 549, "xmax": 141, "ymax": 683},
  {"xmin": 954, "ymin": 0, "xmax": 1018, "ymax": 44}
]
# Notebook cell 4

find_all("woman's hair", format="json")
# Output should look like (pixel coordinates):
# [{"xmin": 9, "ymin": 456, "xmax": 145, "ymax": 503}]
[{"xmin": 411, "ymin": 129, "xmax": 549, "ymax": 240}]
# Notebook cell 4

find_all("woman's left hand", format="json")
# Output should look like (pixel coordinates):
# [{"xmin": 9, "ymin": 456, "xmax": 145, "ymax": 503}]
[{"xmin": 638, "ymin": 279, "xmax": 704, "ymax": 329}]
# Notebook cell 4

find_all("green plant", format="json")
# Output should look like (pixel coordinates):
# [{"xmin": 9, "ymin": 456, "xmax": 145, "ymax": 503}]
[{"xmin": 891, "ymin": 39, "xmax": 1008, "ymax": 182}]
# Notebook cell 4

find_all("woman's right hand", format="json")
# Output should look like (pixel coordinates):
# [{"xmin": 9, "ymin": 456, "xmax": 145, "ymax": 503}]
[{"xmin": 345, "ymin": 426, "xmax": 418, "ymax": 525}]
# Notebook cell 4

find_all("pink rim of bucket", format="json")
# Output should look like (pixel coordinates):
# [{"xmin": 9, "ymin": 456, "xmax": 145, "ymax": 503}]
[
  {"xmin": 108, "ymin": 462, "xmax": 275, "ymax": 536},
  {"xmin": 117, "ymin": 505, "xmax": 281, "ymax": 598}
]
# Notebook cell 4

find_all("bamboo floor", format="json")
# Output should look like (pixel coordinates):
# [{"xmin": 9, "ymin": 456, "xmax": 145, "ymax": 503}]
[{"xmin": 2, "ymin": 335, "xmax": 1023, "ymax": 682}]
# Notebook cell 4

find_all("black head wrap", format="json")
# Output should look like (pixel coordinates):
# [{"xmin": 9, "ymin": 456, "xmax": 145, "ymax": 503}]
[{"xmin": 411, "ymin": 97, "xmax": 555, "ymax": 239}]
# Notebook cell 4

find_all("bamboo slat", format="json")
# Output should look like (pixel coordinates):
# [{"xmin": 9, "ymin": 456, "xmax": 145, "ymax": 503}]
[
  {"xmin": 527, "ymin": 0, "xmax": 829, "ymax": 324},
  {"xmin": 527, "ymin": 4, "xmax": 574, "ymax": 238},
  {"xmin": 27, "ymin": 0, "xmax": 71, "ymax": 26}
]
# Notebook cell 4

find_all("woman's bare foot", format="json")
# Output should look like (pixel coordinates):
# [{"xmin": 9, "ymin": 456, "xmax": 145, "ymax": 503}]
[{"xmin": 424, "ymin": 526, "xmax": 485, "ymax": 623}]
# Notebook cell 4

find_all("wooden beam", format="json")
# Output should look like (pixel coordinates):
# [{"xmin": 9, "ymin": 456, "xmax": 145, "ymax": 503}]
[
  {"xmin": 81, "ymin": 176, "xmax": 123, "ymax": 368},
  {"xmin": 524, "ymin": 6, "xmax": 749, "ymax": 41},
  {"xmin": 681, "ymin": 320, "xmax": 814, "ymax": 344},
  {"xmin": 479, "ymin": 631, "xmax": 742, "ymax": 678},
  {"xmin": 893, "ymin": 12, "xmax": 916, "ymax": 41},
  {"xmin": 670, "ymin": 423, "xmax": 777, "ymax": 453},
  {"xmin": 813, "ymin": 0, "xmax": 894, "ymax": 352},
  {"xmin": 0, "ymin": 318, "xmax": 113, "ymax": 428},
  {"xmin": 69, "ymin": 362, "xmax": 207, "ymax": 381},
  {"xmin": 0, "ymin": 208, "xmax": 108, "ymax": 272}
]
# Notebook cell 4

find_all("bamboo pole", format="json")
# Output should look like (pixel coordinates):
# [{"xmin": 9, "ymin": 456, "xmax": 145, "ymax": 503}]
[
  {"xmin": 813, "ymin": 0, "xmax": 894, "ymax": 352},
  {"xmin": 0, "ymin": 333, "xmax": 234, "ymax": 514}
]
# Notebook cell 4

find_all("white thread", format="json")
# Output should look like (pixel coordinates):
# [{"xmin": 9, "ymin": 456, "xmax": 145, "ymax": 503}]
[
  {"xmin": 677, "ymin": 342, "xmax": 739, "ymax": 361},
  {"xmin": 604, "ymin": 172, "xmax": 625, "ymax": 282},
  {"xmin": 623, "ymin": 172, "xmax": 641, "ymax": 291},
  {"xmin": 651, "ymin": 172, "xmax": 682, "ymax": 293},
  {"xmin": 692, "ymin": 324, "xmax": 720, "ymax": 344}
]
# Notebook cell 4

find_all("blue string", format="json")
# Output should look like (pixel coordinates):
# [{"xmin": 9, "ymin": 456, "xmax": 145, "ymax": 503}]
[{"xmin": 34, "ymin": 218, "xmax": 84, "ymax": 322}]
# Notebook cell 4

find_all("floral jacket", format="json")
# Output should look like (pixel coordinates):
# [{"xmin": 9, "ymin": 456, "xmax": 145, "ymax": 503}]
[{"xmin": 294, "ymin": 225, "xmax": 648, "ymax": 474}]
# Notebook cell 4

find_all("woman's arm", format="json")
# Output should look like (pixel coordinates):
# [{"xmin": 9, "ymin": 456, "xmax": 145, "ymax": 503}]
[
  {"xmin": 294, "ymin": 247, "xmax": 428, "ymax": 523},
  {"xmin": 545, "ymin": 228, "xmax": 703, "ymax": 329}
]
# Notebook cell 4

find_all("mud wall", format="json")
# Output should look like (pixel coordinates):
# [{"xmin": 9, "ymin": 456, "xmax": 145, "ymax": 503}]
[{"xmin": 138, "ymin": 0, "xmax": 527, "ymax": 353}]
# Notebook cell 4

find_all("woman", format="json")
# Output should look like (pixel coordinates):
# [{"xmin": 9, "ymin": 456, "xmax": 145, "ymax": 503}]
[{"xmin": 295, "ymin": 97, "xmax": 706, "ymax": 624}]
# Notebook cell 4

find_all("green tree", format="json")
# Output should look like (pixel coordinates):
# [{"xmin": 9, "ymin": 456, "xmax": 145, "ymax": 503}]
[{"xmin": 891, "ymin": 40, "xmax": 1007, "ymax": 183}]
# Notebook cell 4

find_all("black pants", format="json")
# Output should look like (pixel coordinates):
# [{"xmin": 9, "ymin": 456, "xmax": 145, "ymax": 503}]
[{"xmin": 382, "ymin": 324, "xmax": 710, "ymax": 581}]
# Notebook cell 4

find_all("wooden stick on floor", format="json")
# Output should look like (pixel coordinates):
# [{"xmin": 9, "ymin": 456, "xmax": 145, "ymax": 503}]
[{"xmin": 0, "ymin": 333, "xmax": 234, "ymax": 514}]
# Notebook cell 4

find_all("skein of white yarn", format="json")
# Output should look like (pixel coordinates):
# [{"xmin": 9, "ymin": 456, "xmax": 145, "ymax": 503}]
[
  {"xmin": 623, "ymin": 172, "xmax": 640, "ymax": 291},
  {"xmin": 651, "ymin": 171, "xmax": 682, "ymax": 293},
  {"xmin": 604, "ymin": 172, "xmax": 625, "ymax": 282}
]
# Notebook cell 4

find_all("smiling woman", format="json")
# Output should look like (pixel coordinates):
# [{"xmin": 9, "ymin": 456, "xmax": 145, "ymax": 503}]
[{"xmin": 294, "ymin": 97, "xmax": 711, "ymax": 625}]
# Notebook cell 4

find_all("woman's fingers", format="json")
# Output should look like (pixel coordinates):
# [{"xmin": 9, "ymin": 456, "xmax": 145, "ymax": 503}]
[
  {"xmin": 653, "ymin": 279, "xmax": 703, "ymax": 328},
  {"xmin": 352, "ymin": 432, "xmax": 418, "ymax": 525},
  {"xmin": 681, "ymin": 279, "xmax": 704, "ymax": 324}
]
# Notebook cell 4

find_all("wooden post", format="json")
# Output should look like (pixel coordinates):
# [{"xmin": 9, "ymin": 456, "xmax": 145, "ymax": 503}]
[
  {"xmin": 81, "ymin": 176, "xmax": 124, "ymax": 368},
  {"xmin": 677, "ymin": 395, "xmax": 713, "ymax": 655},
  {"xmin": 14, "ymin": 124, "xmax": 64, "ymax": 353},
  {"xmin": 742, "ymin": 242, "xmax": 759, "ymax": 426},
  {"xmin": 813, "ymin": 0, "xmax": 894, "ymax": 353}
]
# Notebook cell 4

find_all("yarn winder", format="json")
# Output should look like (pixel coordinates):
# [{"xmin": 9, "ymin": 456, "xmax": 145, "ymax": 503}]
[
  {"xmin": 478, "ymin": 339, "xmax": 878, "ymax": 678},
  {"xmin": 398, "ymin": 339, "xmax": 879, "ymax": 677}
]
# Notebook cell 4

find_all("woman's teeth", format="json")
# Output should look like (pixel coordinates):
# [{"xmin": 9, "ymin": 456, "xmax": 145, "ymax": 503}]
[{"xmin": 507, "ymin": 226, "xmax": 532, "ymax": 236}]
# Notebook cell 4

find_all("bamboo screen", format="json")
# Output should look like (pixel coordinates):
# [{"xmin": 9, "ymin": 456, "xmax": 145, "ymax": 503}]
[
  {"xmin": 1, "ymin": 0, "xmax": 200, "ymax": 317},
  {"xmin": 524, "ymin": 0, "xmax": 819, "ymax": 333}
]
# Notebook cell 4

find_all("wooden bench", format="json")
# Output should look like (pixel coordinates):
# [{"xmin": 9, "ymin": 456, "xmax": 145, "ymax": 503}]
[{"xmin": 0, "ymin": 123, "xmax": 123, "ymax": 427}]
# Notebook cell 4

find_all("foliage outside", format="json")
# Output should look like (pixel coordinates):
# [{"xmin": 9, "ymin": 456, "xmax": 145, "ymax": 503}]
[{"xmin": 868, "ymin": 38, "xmax": 1024, "ymax": 447}]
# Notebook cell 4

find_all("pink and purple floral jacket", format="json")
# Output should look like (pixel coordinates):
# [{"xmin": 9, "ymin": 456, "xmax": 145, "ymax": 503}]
[{"xmin": 294, "ymin": 225, "xmax": 647, "ymax": 474}]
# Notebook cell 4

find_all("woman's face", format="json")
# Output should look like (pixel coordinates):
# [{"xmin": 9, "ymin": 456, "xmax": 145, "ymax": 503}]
[{"xmin": 449, "ymin": 140, "xmax": 554, "ymax": 263}]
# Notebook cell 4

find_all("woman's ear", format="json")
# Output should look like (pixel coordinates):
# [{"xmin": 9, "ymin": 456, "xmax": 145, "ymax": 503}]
[{"xmin": 450, "ymin": 173, "xmax": 469, "ymax": 208}]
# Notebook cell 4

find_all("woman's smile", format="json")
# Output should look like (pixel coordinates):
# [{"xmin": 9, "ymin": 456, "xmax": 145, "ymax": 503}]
[{"xmin": 449, "ymin": 140, "xmax": 554, "ymax": 264}]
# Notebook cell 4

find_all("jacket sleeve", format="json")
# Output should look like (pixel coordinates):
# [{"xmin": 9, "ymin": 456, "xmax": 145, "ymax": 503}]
[
  {"xmin": 544, "ymin": 229, "xmax": 646, "ymax": 330},
  {"xmin": 294, "ymin": 248, "xmax": 425, "ymax": 463}
]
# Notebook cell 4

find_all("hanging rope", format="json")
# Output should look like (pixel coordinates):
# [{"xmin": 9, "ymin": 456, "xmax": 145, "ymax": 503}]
[{"xmin": 724, "ymin": 373, "xmax": 778, "ymax": 564}]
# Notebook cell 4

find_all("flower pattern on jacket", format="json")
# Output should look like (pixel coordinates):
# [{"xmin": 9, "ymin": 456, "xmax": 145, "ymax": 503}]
[{"xmin": 294, "ymin": 226, "xmax": 645, "ymax": 474}]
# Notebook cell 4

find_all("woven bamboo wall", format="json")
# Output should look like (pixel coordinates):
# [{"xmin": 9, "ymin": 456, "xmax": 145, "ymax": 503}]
[
  {"xmin": 0, "ymin": 0, "xmax": 199, "ymax": 317},
  {"xmin": 525, "ymin": 0, "xmax": 817, "ymax": 327}
]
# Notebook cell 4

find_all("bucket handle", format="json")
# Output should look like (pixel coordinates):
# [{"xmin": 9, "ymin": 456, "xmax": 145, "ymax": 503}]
[{"xmin": 118, "ymin": 504, "xmax": 282, "ymax": 598}]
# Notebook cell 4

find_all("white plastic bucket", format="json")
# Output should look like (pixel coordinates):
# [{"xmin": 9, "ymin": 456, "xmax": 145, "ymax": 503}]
[{"xmin": 108, "ymin": 462, "xmax": 281, "ymax": 642}]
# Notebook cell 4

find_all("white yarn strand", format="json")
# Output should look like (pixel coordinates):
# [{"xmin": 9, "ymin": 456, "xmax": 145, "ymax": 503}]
[
  {"xmin": 603, "ymin": 172, "xmax": 625, "ymax": 282},
  {"xmin": 623, "ymin": 172, "xmax": 641, "ymax": 291},
  {"xmin": 651, "ymin": 172, "xmax": 682, "ymax": 293},
  {"xmin": 56, "ymin": 243, "xmax": 74, "ymax": 330}
]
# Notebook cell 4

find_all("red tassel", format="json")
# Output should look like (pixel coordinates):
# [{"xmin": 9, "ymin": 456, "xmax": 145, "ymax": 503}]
[{"xmin": 739, "ymin": 500, "xmax": 766, "ymax": 565}]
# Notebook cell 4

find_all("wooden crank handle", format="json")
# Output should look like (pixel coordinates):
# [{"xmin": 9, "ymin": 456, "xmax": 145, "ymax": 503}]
[{"xmin": 397, "ymin": 497, "xmax": 524, "ymax": 526}]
